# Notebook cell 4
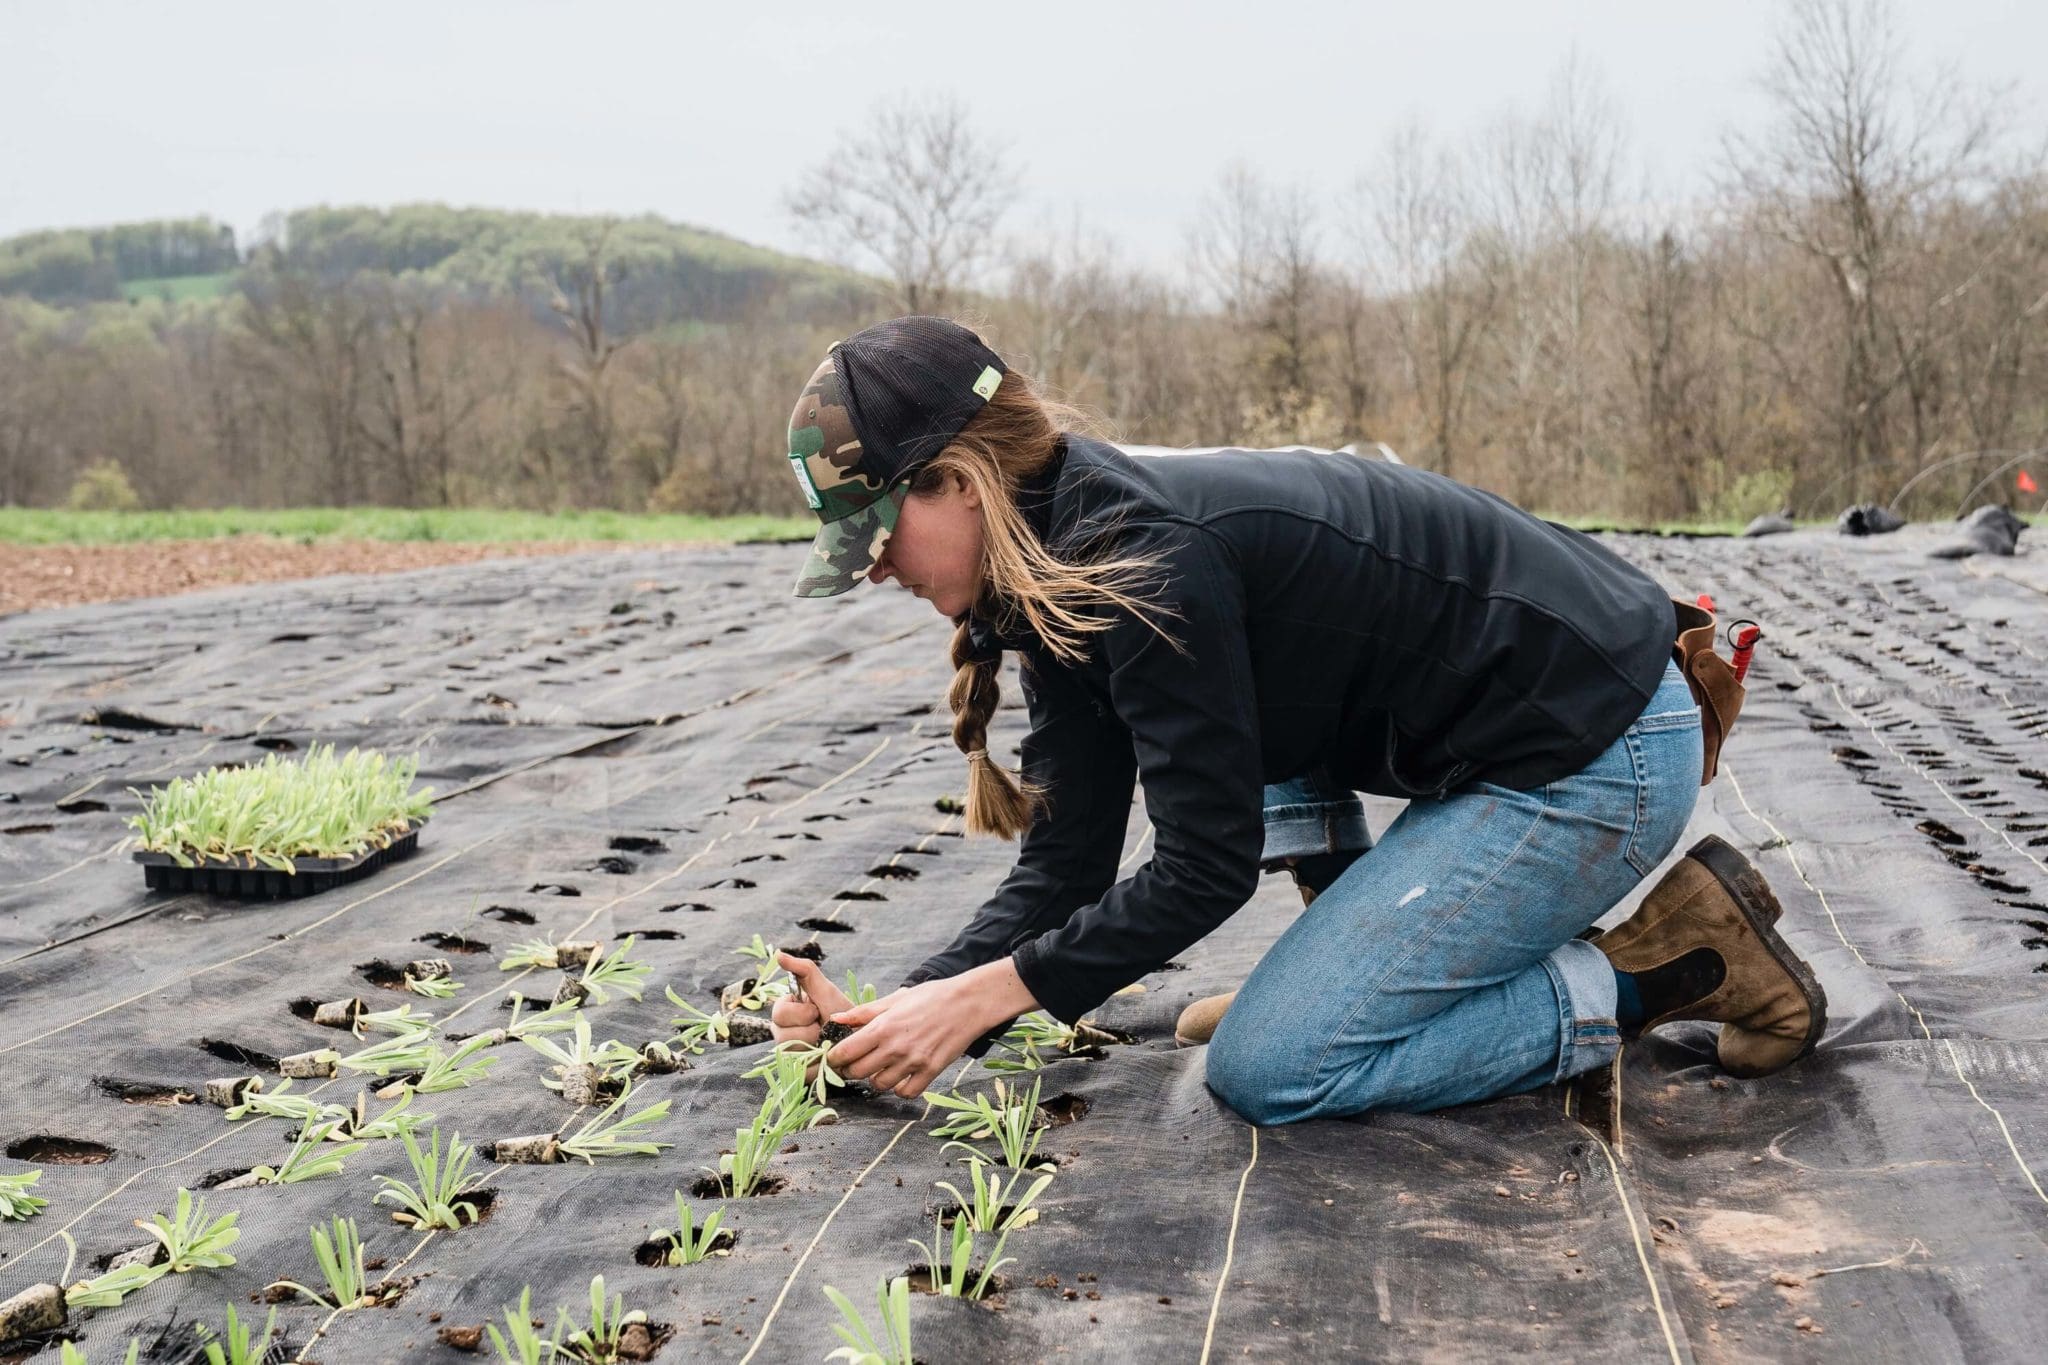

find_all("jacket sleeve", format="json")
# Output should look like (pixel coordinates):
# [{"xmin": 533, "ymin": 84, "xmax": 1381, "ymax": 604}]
[
  {"xmin": 901, "ymin": 639, "xmax": 1137, "ymax": 1000},
  {"xmin": 1009, "ymin": 521, "xmax": 1266, "ymax": 1023}
]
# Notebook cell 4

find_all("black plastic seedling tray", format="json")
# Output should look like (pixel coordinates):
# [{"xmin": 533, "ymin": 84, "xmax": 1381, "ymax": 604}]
[{"xmin": 131, "ymin": 819, "xmax": 425, "ymax": 900}]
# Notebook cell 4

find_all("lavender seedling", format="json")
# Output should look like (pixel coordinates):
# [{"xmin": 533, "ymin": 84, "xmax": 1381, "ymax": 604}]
[
  {"xmin": 984, "ymin": 1011, "xmax": 1119, "ymax": 1072},
  {"xmin": 498, "ymin": 937, "xmax": 598, "ymax": 972},
  {"xmin": 907, "ymin": 1210, "xmax": 1013, "ymax": 1300},
  {"xmin": 352, "ymin": 1002, "xmax": 436, "ymax": 1038},
  {"xmin": 248, "ymin": 1120, "xmax": 365, "ymax": 1185},
  {"xmin": 60, "ymin": 1341, "xmax": 141, "ymax": 1365},
  {"xmin": 405, "ymin": 1034, "xmax": 499, "ymax": 1095},
  {"xmin": 745, "ymin": 1037, "xmax": 846, "ymax": 1107},
  {"xmin": 135, "ymin": 1188, "xmax": 240, "ymax": 1273},
  {"xmin": 822, "ymin": 1276, "xmax": 913, "ymax": 1365},
  {"xmin": 558, "ymin": 1084, "xmax": 672, "ymax": 1164},
  {"xmin": 0, "ymin": 1169, "xmax": 48, "ymax": 1220},
  {"xmin": 522, "ymin": 1015, "xmax": 640, "ymax": 1105},
  {"xmin": 926, "ymin": 1076, "xmax": 1051, "ymax": 1171},
  {"xmin": 223, "ymin": 1078, "xmax": 325, "ymax": 1124},
  {"xmin": 264, "ymin": 1216, "xmax": 372, "ymax": 1310},
  {"xmin": 569, "ymin": 936, "xmax": 649, "ymax": 1006},
  {"xmin": 553, "ymin": 1275, "xmax": 649, "ymax": 1364},
  {"xmin": 709, "ymin": 1063, "xmax": 831, "ymax": 1197},
  {"xmin": 405, "ymin": 973, "xmax": 460, "ymax": 999},
  {"xmin": 193, "ymin": 1304, "xmax": 280, "ymax": 1365},
  {"xmin": 656, "ymin": 1193, "xmax": 729, "ymax": 1265},
  {"xmin": 934, "ymin": 1157, "xmax": 1054, "ymax": 1234},
  {"xmin": 373, "ymin": 1128, "xmax": 486, "ymax": 1229},
  {"xmin": 664, "ymin": 989, "xmax": 731, "ymax": 1054},
  {"xmin": 65, "ymin": 1260, "xmax": 167, "ymax": 1309},
  {"xmin": 486, "ymin": 1286, "xmax": 563, "ymax": 1364}
]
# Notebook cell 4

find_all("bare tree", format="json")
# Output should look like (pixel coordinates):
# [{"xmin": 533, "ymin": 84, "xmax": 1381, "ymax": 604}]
[
  {"xmin": 785, "ymin": 92, "xmax": 1020, "ymax": 315},
  {"xmin": 1356, "ymin": 123, "xmax": 1498, "ymax": 479},
  {"xmin": 1722, "ymin": 0, "xmax": 2005, "ymax": 496},
  {"xmin": 546, "ymin": 219, "xmax": 628, "ymax": 507}
]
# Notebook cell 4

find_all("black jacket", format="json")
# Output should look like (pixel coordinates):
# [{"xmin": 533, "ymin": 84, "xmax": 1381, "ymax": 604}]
[{"xmin": 904, "ymin": 433, "xmax": 1675, "ymax": 1025}]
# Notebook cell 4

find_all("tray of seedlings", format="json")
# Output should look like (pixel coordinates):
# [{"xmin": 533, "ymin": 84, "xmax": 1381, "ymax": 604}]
[{"xmin": 125, "ymin": 742, "xmax": 434, "ymax": 899}]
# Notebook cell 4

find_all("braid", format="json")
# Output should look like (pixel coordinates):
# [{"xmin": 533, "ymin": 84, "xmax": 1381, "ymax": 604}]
[{"xmin": 947, "ymin": 618, "xmax": 1044, "ymax": 838}]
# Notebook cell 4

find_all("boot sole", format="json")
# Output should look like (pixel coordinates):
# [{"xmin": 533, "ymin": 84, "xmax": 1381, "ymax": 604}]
[{"xmin": 1686, "ymin": 834, "xmax": 1829, "ymax": 1074}]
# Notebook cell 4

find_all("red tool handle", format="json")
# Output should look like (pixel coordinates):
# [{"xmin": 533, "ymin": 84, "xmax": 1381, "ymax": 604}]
[{"xmin": 1731, "ymin": 624, "xmax": 1761, "ymax": 683}]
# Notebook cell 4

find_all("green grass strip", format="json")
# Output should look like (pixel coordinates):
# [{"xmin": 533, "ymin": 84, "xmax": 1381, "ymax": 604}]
[{"xmin": 0, "ymin": 507, "xmax": 817, "ymax": 546}]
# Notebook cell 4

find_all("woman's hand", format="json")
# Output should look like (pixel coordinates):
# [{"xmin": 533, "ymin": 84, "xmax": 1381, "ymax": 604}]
[
  {"xmin": 820, "ymin": 958, "xmax": 1040, "ymax": 1100},
  {"xmin": 769, "ymin": 951, "xmax": 855, "ymax": 1045}
]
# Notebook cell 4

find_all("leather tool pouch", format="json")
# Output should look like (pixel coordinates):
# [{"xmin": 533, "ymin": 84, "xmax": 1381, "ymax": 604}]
[{"xmin": 1670, "ymin": 598, "xmax": 1746, "ymax": 785}]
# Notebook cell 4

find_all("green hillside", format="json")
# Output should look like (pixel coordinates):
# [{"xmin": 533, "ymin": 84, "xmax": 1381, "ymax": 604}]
[{"xmin": 0, "ymin": 204, "xmax": 871, "ymax": 328}]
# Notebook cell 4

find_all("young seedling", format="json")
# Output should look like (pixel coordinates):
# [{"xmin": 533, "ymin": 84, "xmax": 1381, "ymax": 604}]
[
  {"xmin": 60, "ymin": 1341, "xmax": 141, "ymax": 1365},
  {"xmin": 665, "ymin": 990, "xmax": 731, "ymax": 1053},
  {"xmin": 405, "ymin": 973, "xmax": 460, "ymax": 1000},
  {"xmin": 331, "ymin": 1088, "xmax": 434, "ymax": 1141},
  {"xmin": 934, "ymin": 1157, "xmax": 1055, "ymax": 1234},
  {"xmin": 722, "ymin": 935, "xmax": 792, "ymax": 1012},
  {"xmin": 926, "ymin": 1076, "xmax": 1052, "ymax": 1171},
  {"xmin": 372, "ymin": 1128, "xmax": 485, "ymax": 1229},
  {"xmin": 522, "ymin": 1015, "xmax": 640, "ymax": 1105},
  {"xmin": 343, "ymin": 1031, "xmax": 496, "ymax": 1099},
  {"xmin": 498, "ymin": 937, "xmax": 599, "ymax": 972},
  {"xmin": 562, "ymin": 936, "xmax": 649, "ymax": 1007},
  {"xmin": 337, "ymin": 1031, "xmax": 440, "ymax": 1079},
  {"xmin": 486, "ymin": 1287, "xmax": 564, "ymax": 1364},
  {"xmin": 353, "ymin": 1002, "xmax": 437, "ymax": 1038},
  {"xmin": 709, "ymin": 1064, "xmax": 832, "ymax": 1197},
  {"xmin": 224, "ymin": 1078, "xmax": 325, "ymax": 1124},
  {"xmin": 243, "ymin": 1119, "xmax": 366, "ymax": 1185},
  {"xmin": 135, "ymin": 1188, "xmax": 240, "ymax": 1274},
  {"xmin": 907, "ymin": 1210, "xmax": 1013, "ymax": 1300},
  {"xmin": 841, "ymin": 970, "xmax": 880, "ymax": 1005},
  {"xmin": 0, "ymin": 1169, "xmax": 48, "ymax": 1220},
  {"xmin": 558, "ymin": 1084, "xmax": 672, "ymax": 1164},
  {"xmin": 553, "ymin": 1275, "xmax": 650, "ymax": 1365},
  {"xmin": 486, "ymin": 992, "xmax": 582, "ymax": 1045},
  {"xmin": 64, "ymin": 1259, "xmax": 167, "ymax": 1309},
  {"xmin": 264, "ymin": 1215, "xmax": 373, "ymax": 1310},
  {"xmin": 984, "ymin": 1011, "xmax": 1120, "ymax": 1072},
  {"xmin": 193, "ymin": 1304, "xmax": 279, "ymax": 1365},
  {"xmin": 745, "ymin": 1037, "xmax": 845, "ymax": 1107},
  {"xmin": 822, "ymin": 1277, "xmax": 914, "ymax": 1365},
  {"xmin": 656, "ymin": 1193, "xmax": 730, "ymax": 1265}
]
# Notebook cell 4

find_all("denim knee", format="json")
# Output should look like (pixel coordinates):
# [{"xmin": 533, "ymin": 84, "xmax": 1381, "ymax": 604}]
[{"xmin": 1205, "ymin": 1012, "xmax": 1328, "ymax": 1125}]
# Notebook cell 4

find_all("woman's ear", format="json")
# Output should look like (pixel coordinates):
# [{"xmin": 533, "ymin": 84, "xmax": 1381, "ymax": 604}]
[{"xmin": 952, "ymin": 469, "xmax": 981, "ymax": 510}]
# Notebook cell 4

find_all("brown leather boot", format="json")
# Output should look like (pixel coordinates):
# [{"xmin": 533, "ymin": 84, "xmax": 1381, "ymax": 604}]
[
  {"xmin": 1174, "ymin": 877, "xmax": 1319, "ymax": 1047},
  {"xmin": 1597, "ymin": 834, "xmax": 1826, "ymax": 1077}
]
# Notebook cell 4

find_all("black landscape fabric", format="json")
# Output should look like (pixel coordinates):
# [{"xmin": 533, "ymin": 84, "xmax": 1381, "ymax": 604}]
[{"xmin": 2, "ymin": 524, "xmax": 2046, "ymax": 1362}]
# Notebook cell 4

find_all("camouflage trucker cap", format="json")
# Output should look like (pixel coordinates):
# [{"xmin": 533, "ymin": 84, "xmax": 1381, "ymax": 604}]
[{"xmin": 786, "ymin": 316, "xmax": 1008, "ymax": 598}]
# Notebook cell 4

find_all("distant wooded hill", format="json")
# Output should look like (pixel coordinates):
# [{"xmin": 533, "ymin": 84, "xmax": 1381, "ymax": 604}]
[{"xmin": 0, "ymin": 205, "xmax": 871, "ymax": 329}]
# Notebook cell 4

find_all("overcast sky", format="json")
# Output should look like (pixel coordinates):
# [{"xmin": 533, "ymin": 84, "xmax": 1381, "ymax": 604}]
[{"xmin": 2, "ymin": 1, "xmax": 2039, "ymax": 276}]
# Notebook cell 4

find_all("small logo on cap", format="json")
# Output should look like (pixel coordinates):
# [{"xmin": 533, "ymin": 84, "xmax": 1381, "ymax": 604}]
[
  {"xmin": 972, "ymin": 365, "xmax": 1001, "ymax": 400},
  {"xmin": 788, "ymin": 452, "xmax": 823, "ymax": 510}
]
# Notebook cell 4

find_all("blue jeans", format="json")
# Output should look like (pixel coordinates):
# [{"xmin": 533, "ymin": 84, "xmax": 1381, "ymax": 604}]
[{"xmin": 1206, "ymin": 659, "xmax": 1703, "ymax": 1123}]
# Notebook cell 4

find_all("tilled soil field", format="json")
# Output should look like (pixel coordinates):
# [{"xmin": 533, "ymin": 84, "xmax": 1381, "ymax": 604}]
[{"xmin": 1, "ymin": 528, "xmax": 2045, "ymax": 1363}]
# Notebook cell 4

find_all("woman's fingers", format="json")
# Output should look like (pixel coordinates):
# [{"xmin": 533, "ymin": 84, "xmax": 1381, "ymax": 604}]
[
  {"xmin": 867, "ymin": 1060, "xmax": 914, "ymax": 1094},
  {"xmin": 769, "ymin": 995, "xmax": 821, "ymax": 1043},
  {"xmin": 777, "ymin": 950, "xmax": 855, "ymax": 1014}
]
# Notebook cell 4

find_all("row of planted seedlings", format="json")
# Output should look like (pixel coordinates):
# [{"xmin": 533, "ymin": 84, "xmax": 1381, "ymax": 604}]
[{"xmin": 0, "ymin": 922, "xmax": 1122, "ymax": 1364}]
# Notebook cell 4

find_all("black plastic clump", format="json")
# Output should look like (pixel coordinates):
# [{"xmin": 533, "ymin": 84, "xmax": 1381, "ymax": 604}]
[{"xmin": 132, "ymin": 820, "xmax": 425, "ymax": 901}]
